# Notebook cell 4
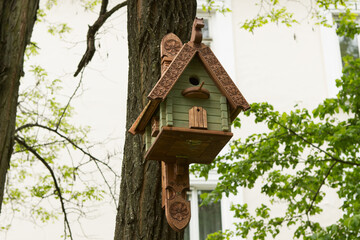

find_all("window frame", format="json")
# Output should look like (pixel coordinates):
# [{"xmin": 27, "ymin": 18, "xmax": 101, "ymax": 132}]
[
  {"xmin": 185, "ymin": 170, "xmax": 241, "ymax": 240},
  {"xmin": 196, "ymin": 10, "xmax": 214, "ymax": 47},
  {"xmin": 319, "ymin": 8, "xmax": 360, "ymax": 98}
]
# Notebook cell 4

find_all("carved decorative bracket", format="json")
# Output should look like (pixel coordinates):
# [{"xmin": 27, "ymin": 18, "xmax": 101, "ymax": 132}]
[
  {"xmin": 162, "ymin": 161, "xmax": 190, "ymax": 231},
  {"xmin": 161, "ymin": 33, "xmax": 183, "ymax": 74}
]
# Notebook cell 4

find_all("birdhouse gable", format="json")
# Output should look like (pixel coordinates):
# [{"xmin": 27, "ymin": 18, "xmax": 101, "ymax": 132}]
[
  {"xmin": 166, "ymin": 55, "xmax": 225, "ymax": 131},
  {"xmin": 148, "ymin": 42, "xmax": 249, "ymax": 122}
]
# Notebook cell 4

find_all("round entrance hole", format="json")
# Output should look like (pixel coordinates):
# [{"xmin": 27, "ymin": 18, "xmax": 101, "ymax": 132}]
[{"xmin": 189, "ymin": 76, "xmax": 200, "ymax": 86}]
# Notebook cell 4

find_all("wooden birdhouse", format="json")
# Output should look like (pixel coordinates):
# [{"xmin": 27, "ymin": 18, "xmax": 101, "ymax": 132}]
[{"xmin": 129, "ymin": 18, "xmax": 250, "ymax": 232}]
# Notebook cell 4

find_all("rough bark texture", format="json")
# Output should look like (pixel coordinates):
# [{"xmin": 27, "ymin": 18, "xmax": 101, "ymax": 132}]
[
  {"xmin": 0, "ymin": 0, "xmax": 39, "ymax": 212},
  {"xmin": 114, "ymin": 1, "xmax": 197, "ymax": 239}
]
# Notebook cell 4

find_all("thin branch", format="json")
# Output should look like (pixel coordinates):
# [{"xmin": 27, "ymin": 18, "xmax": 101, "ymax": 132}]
[
  {"xmin": 273, "ymin": 120, "xmax": 360, "ymax": 166},
  {"xmin": 306, "ymin": 161, "xmax": 337, "ymax": 216},
  {"xmin": 90, "ymin": 152, "xmax": 118, "ymax": 206},
  {"xmin": 15, "ymin": 123, "xmax": 119, "ymax": 177},
  {"xmin": 320, "ymin": 158, "xmax": 360, "ymax": 167},
  {"xmin": 14, "ymin": 136, "xmax": 74, "ymax": 240},
  {"xmin": 74, "ymin": 0, "xmax": 128, "ymax": 76},
  {"xmin": 12, "ymin": 139, "xmax": 67, "ymax": 154},
  {"xmin": 56, "ymin": 73, "xmax": 83, "ymax": 130}
]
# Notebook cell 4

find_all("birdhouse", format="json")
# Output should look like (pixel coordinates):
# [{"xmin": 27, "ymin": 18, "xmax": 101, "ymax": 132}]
[{"xmin": 129, "ymin": 18, "xmax": 250, "ymax": 232}]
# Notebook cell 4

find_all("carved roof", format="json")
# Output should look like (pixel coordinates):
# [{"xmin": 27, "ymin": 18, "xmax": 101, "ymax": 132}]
[{"xmin": 129, "ymin": 18, "xmax": 250, "ymax": 135}]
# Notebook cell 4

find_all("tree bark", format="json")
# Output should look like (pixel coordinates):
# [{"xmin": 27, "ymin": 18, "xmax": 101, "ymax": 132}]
[
  {"xmin": 0, "ymin": 0, "xmax": 39, "ymax": 212},
  {"xmin": 114, "ymin": 1, "xmax": 196, "ymax": 239}
]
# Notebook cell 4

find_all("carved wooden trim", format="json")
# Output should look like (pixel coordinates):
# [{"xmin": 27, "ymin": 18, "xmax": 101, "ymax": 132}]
[
  {"xmin": 198, "ymin": 46, "xmax": 250, "ymax": 112},
  {"xmin": 148, "ymin": 43, "xmax": 197, "ymax": 100},
  {"xmin": 161, "ymin": 33, "xmax": 183, "ymax": 74},
  {"xmin": 162, "ymin": 162, "xmax": 191, "ymax": 231}
]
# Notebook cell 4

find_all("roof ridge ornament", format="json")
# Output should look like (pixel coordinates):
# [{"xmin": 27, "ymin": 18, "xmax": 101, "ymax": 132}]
[
  {"xmin": 190, "ymin": 17, "xmax": 205, "ymax": 44},
  {"xmin": 160, "ymin": 33, "xmax": 183, "ymax": 74}
]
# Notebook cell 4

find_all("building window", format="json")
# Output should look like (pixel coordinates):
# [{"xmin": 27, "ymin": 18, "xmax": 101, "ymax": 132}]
[
  {"xmin": 202, "ymin": 18, "xmax": 211, "ymax": 40},
  {"xmin": 333, "ymin": 14, "xmax": 360, "ymax": 64},
  {"xmin": 338, "ymin": 35, "xmax": 359, "ymax": 60},
  {"xmin": 184, "ymin": 189, "xmax": 222, "ymax": 240},
  {"xmin": 196, "ymin": 11, "xmax": 213, "ymax": 46}
]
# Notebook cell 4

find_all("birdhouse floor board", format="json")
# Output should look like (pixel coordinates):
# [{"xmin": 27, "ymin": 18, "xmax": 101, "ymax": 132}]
[{"xmin": 144, "ymin": 126, "xmax": 233, "ymax": 164}]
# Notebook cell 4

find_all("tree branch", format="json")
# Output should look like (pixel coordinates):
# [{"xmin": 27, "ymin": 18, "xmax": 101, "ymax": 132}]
[
  {"xmin": 56, "ymin": 72, "xmax": 83, "ymax": 131},
  {"xmin": 74, "ymin": 0, "xmax": 127, "ymax": 77},
  {"xmin": 306, "ymin": 161, "xmax": 337, "ymax": 216},
  {"xmin": 15, "ymin": 123, "xmax": 119, "ymax": 177},
  {"xmin": 273, "ymin": 120, "xmax": 360, "ymax": 166},
  {"xmin": 14, "ymin": 136, "xmax": 74, "ymax": 240},
  {"xmin": 100, "ymin": 0, "xmax": 109, "ymax": 15}
]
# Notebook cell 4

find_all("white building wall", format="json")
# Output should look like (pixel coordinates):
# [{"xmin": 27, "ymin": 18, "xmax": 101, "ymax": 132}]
[{"xmin": 0, "ymin": 0, "xmax": 348, "ymax": 239}]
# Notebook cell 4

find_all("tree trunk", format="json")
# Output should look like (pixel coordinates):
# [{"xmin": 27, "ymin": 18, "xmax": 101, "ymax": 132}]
[
  {"xmin": 0, "ymin": 0, "xmax": 39, "ymax": 212},
  {"xmin": 114, "ymin": 1, "xmax": 196, "ymax": 239}
]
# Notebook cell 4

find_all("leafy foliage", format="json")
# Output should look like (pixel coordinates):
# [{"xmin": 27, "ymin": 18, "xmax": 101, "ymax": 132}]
[
  {"xmin": 192, "ymin": 3, "xmax": 360, "ymax": 240},
  {"xmin": 202, "ymin": 0, "xmax": 231, "ymax": 14},
  {"xmin": 239, "ymin": 0, "xmax": 355, "ymax": 33},
  {"xmin": 0, "ymin": 1, "xmax": 120, "ymax": 239},
  {"xmin": 1, "ymin": 63, "xmax": 118, "ymax": 236}
]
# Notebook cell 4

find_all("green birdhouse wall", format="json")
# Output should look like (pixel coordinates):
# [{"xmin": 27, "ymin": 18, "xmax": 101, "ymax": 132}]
[
  {"xmin": 143, "ymin": 55, "xmax": 231, "ymax": 152},
  {"xmin": 163, "ymin": 55, "xmax": 230, "ymax": 131}
]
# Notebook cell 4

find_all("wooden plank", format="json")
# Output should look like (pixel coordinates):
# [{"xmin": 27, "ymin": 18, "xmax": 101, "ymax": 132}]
[
  {"xmin": 190, "ymin": 107, "xmax": 207, "ymax": 129},
  {"xmin": 173, "ymin": 112, "xmax": 220, "ymax": 124},
  {"xmin": 166, "ymin": 99, "xmax": 173, "ymax": 126},
  {"xmin": 202, "ymin": 108, "xmax": 208, "ymax": 129},
  {"xmin": 173, "ymin": 119, "xmax": 221, "ymax": 131},
  {"xmin": 188, "ymin": 107, "xmax": 195, "ymax": 128},
  {"xmin": 170, "ymin": 96, "xmax": 221, "ymax": 108},
  {"xmin": 171, "ymin": 80, "xmax": 219, "ymax": 89},
  {"xmin": 172, "ymin": 82, "xmax": 220, "ymax": 93},
  {"xmin": 173, "ymin": 104, "xmax": 221, "ymax": 116},
  {"xmin": 220, "ymin": 96, "xmax": 229, "ymax": 131},
  {"xmin": 172, "ymin": 88, "xmax": 223, "ymax": 100},
  {"xmin": 159, "ymin": 102, "xmax": 166, "ymax": 129}
]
